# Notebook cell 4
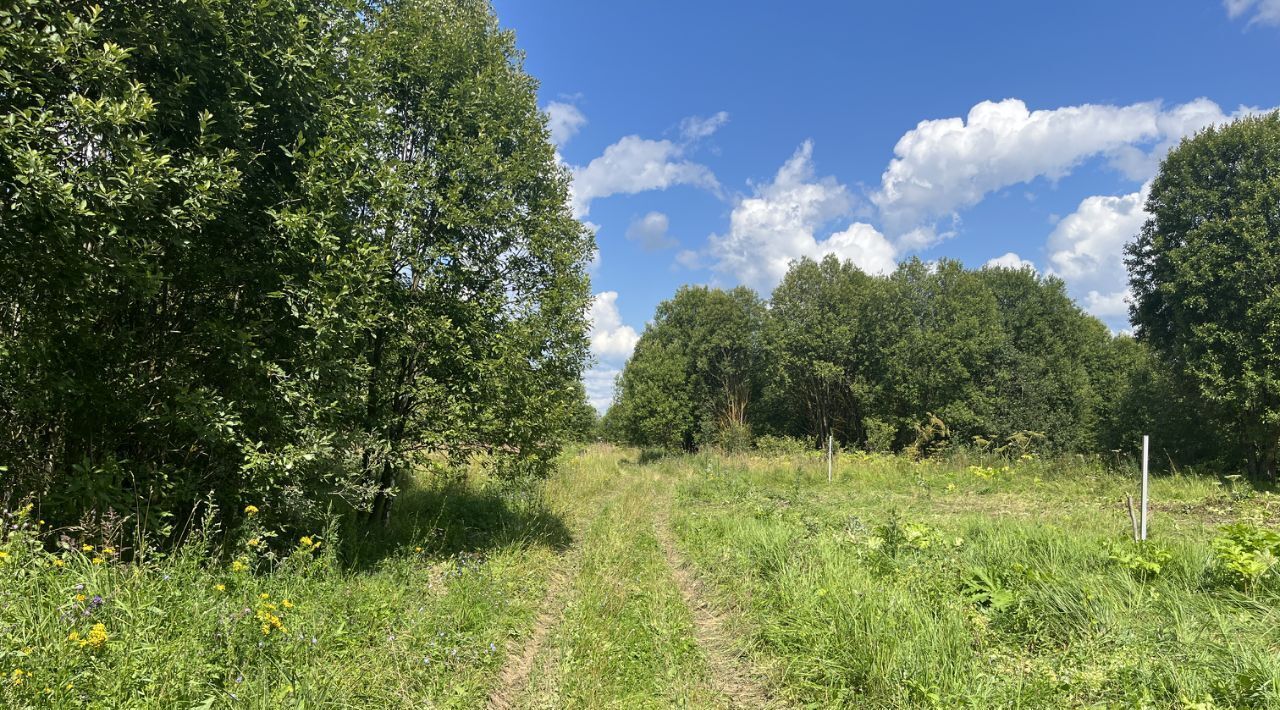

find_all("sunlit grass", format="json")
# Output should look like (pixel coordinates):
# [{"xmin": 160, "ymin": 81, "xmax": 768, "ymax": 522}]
[
  {"xmin": 0, "ymin": 470, "xmax": 565, "ymax": 708},
  {"xmin": 673, "ymin": 449, "xmax": 1280, "ymax": 708}
]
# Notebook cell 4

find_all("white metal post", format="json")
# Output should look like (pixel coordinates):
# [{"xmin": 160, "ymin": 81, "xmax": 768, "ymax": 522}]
[
  {"xmin": 1140, "ymin": 435, "xmax": 1149, "ymax": 541},
  {"xmin": 827, "ymin": 434, "xmax": 833, "ymax": 483}
]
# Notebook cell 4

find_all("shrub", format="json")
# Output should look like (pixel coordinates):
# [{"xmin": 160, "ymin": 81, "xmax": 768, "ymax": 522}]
[
  {"xmin": 1212, "ymin": 522, "xmax": 1280, "ymax": 588},
  {"xmin": 754, "ymin": 434, "xmax": 812, "ymax": 456}
]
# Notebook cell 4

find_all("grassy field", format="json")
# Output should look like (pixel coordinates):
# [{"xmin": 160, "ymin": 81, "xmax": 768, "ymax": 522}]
[{"xmin": 3, "ymin": 445, "xmax": 1279, "ymax": 707}]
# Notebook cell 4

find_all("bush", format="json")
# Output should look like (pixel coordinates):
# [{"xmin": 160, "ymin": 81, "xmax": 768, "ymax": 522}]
[
  {"xmin": 1213, "ymin": 522, "xmax": 1280, "ymax": 588},
  {"xmin": 754, "ymin": 434, "xmax": 812, "ymax": 456}
]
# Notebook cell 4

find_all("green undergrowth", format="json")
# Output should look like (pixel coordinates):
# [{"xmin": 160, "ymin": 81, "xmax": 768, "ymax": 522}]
[
  {"xmin": 0, "ymin": 468, "xmax": 569, "ymax": 708},
  {"xmin": 672, "ymin": 450, "xmax": 1280, "ymax": 708}
]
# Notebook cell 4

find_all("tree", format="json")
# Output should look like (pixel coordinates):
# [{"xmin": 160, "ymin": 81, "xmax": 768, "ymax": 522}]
[
  {"xmin": 0, "ymin": 0, "xmax": 592, "ymax": 538},
  {"xmin": 607, "ymin": 286, "xmax": 767, "ymax": 450},
  {"xmin": 767, "ymin": 256, "xmax": 878, "ymax": 448},
  {"xmin": 978, "ymin": 266, "xmax": 1107, "ymax": 452},
  {"xmin": 869, "ymin": 259, "xmax": 1005, "ymax": 446},
  {"xmin": 611, "ymin": 339, "xmax": 694, "ymax": 450},
  {"xmin": 1126, "ymin": 112, "xmax": 1280, "ymax": 478}
]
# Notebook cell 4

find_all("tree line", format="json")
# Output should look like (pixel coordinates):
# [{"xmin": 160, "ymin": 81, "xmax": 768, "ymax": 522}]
[
  {"xmin": 0, "ymin": 0, "xmax": 593, "ymax": 541},
  {"xmin": 605, "ymin": 114, "xmax": 1280, "ymax": 478}
]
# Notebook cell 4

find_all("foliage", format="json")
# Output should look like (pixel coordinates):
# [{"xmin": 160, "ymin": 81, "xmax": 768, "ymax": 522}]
[
  {"xmin": 753, "ymin": 434, "xmax": 812, "ymax": 456},
  {"xmin": 1127, "ymin": 111, "xmax": 1280, "ymax": 478},
  {"xmin": 609, "ymin": 286, "xmax": 767, "ymax": 450},
  {"xmin": 0, "ymin": 0, "xmax": 591, "ymax": 538},
  {"xmin": 605, "ymin": 254, "xmax": 1171, "ymax": 464},
  {"xmin": 1106, "ymin": 541, "xmax": 1173, "ymax": 579},
  {"xmin": 1212, "ymin": 522, "xmax": 1280, "ymax": 588}
]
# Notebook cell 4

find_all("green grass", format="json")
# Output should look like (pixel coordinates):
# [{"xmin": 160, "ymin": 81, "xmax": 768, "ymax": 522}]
[
  {"xmin": 526, "ymin": 451, "xmax": 715, "ymax": 708},
  {"xmin": 0, "ymin": 470, "xmax": 567, "ymax": 708},
  {"xmin": 5, "ymin": 445, "xmax": 1280, "ymax": 708},
  {"xmin": 672, "ymin": 450, "xmax": 1280, "ymax": 708}
]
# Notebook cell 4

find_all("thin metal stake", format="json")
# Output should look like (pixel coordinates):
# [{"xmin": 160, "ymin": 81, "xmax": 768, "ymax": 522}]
[
  {"xmin": 1140, "ymin": 435, "xmax": 1149, "ymax": 541},
  {"xmin": 827, "ymin": 434, "xmax": 833, "ymax": 483}
]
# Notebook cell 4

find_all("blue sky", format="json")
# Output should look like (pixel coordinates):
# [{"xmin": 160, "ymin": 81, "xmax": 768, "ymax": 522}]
[{"xmin": 492, "ymin": 0, "xmax": 1280, "ymax": 409}]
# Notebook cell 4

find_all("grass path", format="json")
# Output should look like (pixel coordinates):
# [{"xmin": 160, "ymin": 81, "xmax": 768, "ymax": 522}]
[
  {"xmin": 486, "ymin": 546, "xmax": 582, "ymax": 710},
  {"xmin": 487, "ymin": 447, "xmax": 782, "ymax": 708},
  {"xmin": 653, "ymin": 504, "xmax": 781, "ymax": 709}
]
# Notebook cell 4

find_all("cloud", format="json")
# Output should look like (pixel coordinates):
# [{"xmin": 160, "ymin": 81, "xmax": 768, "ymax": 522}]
[
  {"xmin": 588, "ymin": 291, "xmax": 639, "ymax": 360},
  {"xmin": 1045, "ymin": 187, "xmax": 1147, "ymax": 320},
  {"xmin": 1225, "ymin": 0, "xmax": 1280, "ymax": 26},
  {"xmin": 680, "ymin": 111, "xmax": 730, "ymax": 141},
  {"xmin": 625, "ymin": 211, "xmax": 677, "ymax": 251},
  {"xmin": 873, "ymin": 98, "xmax": 1163, "ymax": 239},
  {"xmin": 708, "ymin": 141, "xmax": 897, "ymax": 291},
  {"xmin": 583, "ymin": 366, "xmax": 620, "ymax": 413},
  {"xmin": 870, "ymin": 98, "xmax": 1273, "ymax": 250},
  {"xmin": 1106, "ymin": 98, "xmax": 1255, "ymax": 180},
  {"xmin": 1082, "ymin": 289, "xmax": 1133, "ymax": 318},
  {"xmin": 570, "ymin": 136, "xmax": 719, "ymax": 218},
  {"xmin": 585, "ymin": 291, "xmax": 641, "ymax": 413},
  {"xmin": 984, "ymin": 252, "xmax": 1037, "ymax": 272},
  {"xmin": 674, "ymin": 249, "xmax": 702, "ymax": 270},
  {"xmin": 545, "ymin": 101, "xmax": 586, "ymax": 148}
]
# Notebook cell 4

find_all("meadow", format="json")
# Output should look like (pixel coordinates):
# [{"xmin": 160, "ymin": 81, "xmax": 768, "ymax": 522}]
[{"xmin": 3, "ymin": 445, "xmax": 1279, "ymax": 708}]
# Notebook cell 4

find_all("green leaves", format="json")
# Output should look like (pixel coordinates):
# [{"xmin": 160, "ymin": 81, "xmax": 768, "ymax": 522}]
[
  {"xmin": 1128, "ymin": 112, "xmax": 1280, "ymax": 478},
  {"xmin": 0, "ymin": 0, "xmax": 592, "ymax": 538}
]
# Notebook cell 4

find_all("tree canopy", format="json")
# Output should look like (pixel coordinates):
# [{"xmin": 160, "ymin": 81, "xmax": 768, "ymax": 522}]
[
  {"xmin": 1127, "ymin": 111, "xmax": 1280, "ymax": 478},
  {"xmin": 606, "ymin": 255, "xmax": 1222, "ymax": 465},
  {"xmin": 0, "ymin": 0, "xmax": 592, "ymax": 539}
]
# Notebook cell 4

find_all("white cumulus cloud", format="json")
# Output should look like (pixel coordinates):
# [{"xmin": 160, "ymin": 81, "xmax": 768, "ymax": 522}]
[
  {"xmin": 1044, "ymin": 188, "xmax": 1147, "ymax": 321},
  {"xmin": 588, "ymin": 291, "xmax": 640, "ymax": 361},
  {"xmin": 1225, "ymin": 0, "xmax": 1280, "ymax": 26},
  {"xmin": 873, "ymin": 98, "xmax": 1163, "ymax": 240},
  {"xmin": 570, "ymin": 136, "xmax": 719, "ymax": 218},
  {"xmin": 871, "ymin": 98, "xmax": 1273, "ymax": 250},
  {"xmin": 583, "ymin": 366, "xmax": 620, "ymax": 413},
  {"xmin": 545, "ymin": 101, "xmax": 587, "ymax": 149},
  {"xmin": 708, "ymin": 141, "xmax": 897, "ymax": 291},
  {"xmin": 625, "ymin": 211, "xmax": 677, "ymax": 251},
  {"xmin": 984, "ymin": 252, "xmax": 1037, "ymax": 272}
]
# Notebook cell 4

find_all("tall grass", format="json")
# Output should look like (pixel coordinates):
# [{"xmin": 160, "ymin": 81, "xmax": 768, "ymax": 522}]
[
  {"xmin": 673, "ymin": 450, "xmax": 1280, "ymax": 707},
  {"xmin": 0, "ymin": 467, "xmax": 568, "ymax": 708}
]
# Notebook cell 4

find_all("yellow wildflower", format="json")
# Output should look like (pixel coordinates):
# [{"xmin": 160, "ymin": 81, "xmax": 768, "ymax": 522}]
[
  {"xmin": 231, "ymin": 560, "xmax": 247, "ymax": 573},
  {"xmin": 102, "ymin": 547, "xmax": 115, "ymax": 555},
  {"xmin": 247, "ymin": 537, "xmax": 260, "ymax": 547},
  {"xmin": 282, "ymin": 598, "xmax": 294, "ymax": 609},
  {"xmin": 259, "ymin": 592, "xmax": 270, "ymax": 600},
  {"xmin": 74, "ymin": 593, "xmax": 86, "ymax": 602},
  {"xmin": 82, "ymin": 623, "xmax": 108, "ymax": 651},
  {"xmin": 81, "ymin": 544, "xmax": 93, "ymax": 552},
  {"xmin": 11, "ymin": 668, "xmax": 25, "ymax": 685},
  {"xmin": 0, "ymin": 551, "xmax": 9, "ymax": 561},
  {"xmin": 67, "ymin": 631, "xmax": 81, "ymax": 643},
  {"xmin": 256, "ymin": 607, "xmax": 286, "ymax": 635},
  {"xmin": 299, "ymin": 536, "xmax": 314, "ymax": 547},
  {"xmin": 214, "ymin": 584, "xmax": 226, "ymax": 592},
  {"xmin": 414, "ymin": 546, "xmax": 423, "ymax": 553},
  {"xmin": 244, "ymin": 505, "xmax": 259, "ymax": 517},
  {"xmin": 52, "ymin": 558, "xmax": 65, "ymax": 568},
  {"xmin": 91, "ymin": 557, "xmax": 104, "ymax": 565}
]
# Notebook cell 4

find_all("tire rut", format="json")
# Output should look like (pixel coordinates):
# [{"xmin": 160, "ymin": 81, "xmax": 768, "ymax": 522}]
[
  {"xmin": 653, "ymin": 507, "xmax": 783, "ymax": 709},
  {"xmin": 485, "ymin": 548, "xmax": 579, "ymax": 710}
]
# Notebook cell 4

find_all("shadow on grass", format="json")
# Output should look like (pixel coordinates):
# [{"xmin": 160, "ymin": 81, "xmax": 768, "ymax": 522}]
[
  {"xmin": 337, "ymin": 477, "xmax": 572, "ymax": 572},
  {"xmin": 622, "ymin": 448, "xmax": 676, "ymax": 466}
]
